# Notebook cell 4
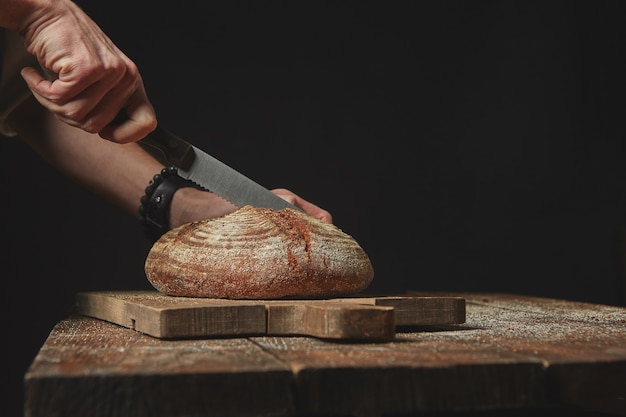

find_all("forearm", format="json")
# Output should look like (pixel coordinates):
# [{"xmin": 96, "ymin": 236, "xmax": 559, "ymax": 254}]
[
  {"xmin": 6, "ymin": 96, "xmax": 162, "ymax": 215},
  {"xmin": 6, "ymin": 96, "xmax": 238, "ymax": 228}
]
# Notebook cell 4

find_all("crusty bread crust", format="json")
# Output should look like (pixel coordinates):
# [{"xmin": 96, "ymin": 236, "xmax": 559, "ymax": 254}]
[{"xmin": 144, "ymin": 205, "xmax": 374, "ymax": 299}]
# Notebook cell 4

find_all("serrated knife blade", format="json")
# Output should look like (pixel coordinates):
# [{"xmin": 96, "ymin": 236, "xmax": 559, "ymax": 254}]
[{"xmin": 139, "ymin": 126, "xmax": 299, "ymax": 211}]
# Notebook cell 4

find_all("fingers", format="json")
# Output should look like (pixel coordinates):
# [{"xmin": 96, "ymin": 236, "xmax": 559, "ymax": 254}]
[
  {"xmin": 98, "ymin": 85, "xmax": 157, "ymax": 143},
  {"xmin": 272, "ymin": 188, "xmax": 333, "ymax": 223},
  {"xmin": 19, "ymin": 1, "xmax": 157, "ymax": 143},
  {"xmin": 20, "ymin": 59, "xmax": 116, "ymax": 119},
  {"xmin": 22, "ymin": 65, "xmax": 156, "ymax": 143},
  {"xmin": 21, "ymin": 58, "xmax": 156, "ymax": 143}
]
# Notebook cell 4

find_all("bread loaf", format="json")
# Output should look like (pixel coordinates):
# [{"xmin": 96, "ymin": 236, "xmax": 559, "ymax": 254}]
[{"xmin": 144, "ymin": 205, "xmax": 374, "ymax": 299}]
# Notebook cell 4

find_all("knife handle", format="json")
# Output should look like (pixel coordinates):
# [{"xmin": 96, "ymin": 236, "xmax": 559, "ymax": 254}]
[
  {"xmin": 110, "ymin": 111, "xmax": 193, "ymax": 169},
  {"xmin": 140, "ymin": 127, "xmax": 194, "ymax": 168}
]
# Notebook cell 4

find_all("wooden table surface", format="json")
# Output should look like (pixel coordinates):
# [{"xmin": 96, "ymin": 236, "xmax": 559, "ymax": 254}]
[{"xmin": 24, "ymin": 292, "xmax": 626, "ymax": 417}]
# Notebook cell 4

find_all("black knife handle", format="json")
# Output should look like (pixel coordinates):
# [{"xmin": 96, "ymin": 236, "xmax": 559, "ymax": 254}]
[
  {"xmin": 140, "ymin": 127, "xmax": 194, "ymax": 168},
  {"xmin": 110, "ymin": 111, "xmax": 193, "ymax": 169}
]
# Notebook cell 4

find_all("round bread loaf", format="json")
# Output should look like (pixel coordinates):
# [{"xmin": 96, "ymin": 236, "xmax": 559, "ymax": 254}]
[{"xmin": 144, "ymin": 205, "xmax": 374, "ymax": 299}]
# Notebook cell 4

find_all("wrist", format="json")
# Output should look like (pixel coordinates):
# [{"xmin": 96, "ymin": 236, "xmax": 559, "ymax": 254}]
[
  {"xmin": 138, "ymin": 166, "xmax": 239, "ymax": 241},
  {"xmin": 138, "ymin": 166, "xmax": 201, "ymax": 242}
]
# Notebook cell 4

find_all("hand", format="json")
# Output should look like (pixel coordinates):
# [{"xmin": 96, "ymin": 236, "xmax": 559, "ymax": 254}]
[
  {"xmin": 16, "ymin": 0, "xmax": 156, "ymax": 143},
  {"xmin": 271, "ymin": 188, "xmax": 333, "ymax": 223}
]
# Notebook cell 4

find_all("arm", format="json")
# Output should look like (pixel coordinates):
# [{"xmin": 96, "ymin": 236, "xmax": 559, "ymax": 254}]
[
  {"xmin": 6, "ymin": 96, "xmax": 236, "ymax": 228},
  {"xmin": 0, "ymin": 0, "xmax": 156, "ymax": 143},
  {"xmin": 6, "ymin": 97, "xmax": 332, "ymax": 232}
]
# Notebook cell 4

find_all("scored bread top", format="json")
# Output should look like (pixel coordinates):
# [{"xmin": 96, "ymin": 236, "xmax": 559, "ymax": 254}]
[{"xmin": 144, "ymin": 205, "xmax": 374, "ymax": 299}]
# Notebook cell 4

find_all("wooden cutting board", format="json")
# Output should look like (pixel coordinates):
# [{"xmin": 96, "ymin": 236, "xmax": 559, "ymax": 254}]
[{"xmin": 75, "ymin": 290, "xmax": 466, "ymax": 340}]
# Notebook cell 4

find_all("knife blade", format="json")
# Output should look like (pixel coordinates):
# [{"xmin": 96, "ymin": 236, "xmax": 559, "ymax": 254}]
[{"xmin": 139, "ymin": 126, "xmax": 299, "ymax": 211}]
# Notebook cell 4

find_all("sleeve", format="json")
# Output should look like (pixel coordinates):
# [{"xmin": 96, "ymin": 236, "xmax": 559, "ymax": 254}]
[{"xmin": 0, "ymin": 29, "xmax": 39, "ymax": 137}]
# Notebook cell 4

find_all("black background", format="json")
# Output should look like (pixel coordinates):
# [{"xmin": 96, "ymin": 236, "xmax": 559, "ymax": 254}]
[{"xmin": 2, "ymin": 1, "xmax": 625, "ymax": 416}]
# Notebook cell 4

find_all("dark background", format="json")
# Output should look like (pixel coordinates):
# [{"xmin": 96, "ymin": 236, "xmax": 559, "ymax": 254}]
[{"xmin": 2, "ymin": 1, "xmax": 625, "ymax": 416}]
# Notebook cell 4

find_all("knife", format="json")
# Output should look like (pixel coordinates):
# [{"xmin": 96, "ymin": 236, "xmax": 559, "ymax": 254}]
[{"xmin": 138, "ymin": 126, "xmax": 299, "ymax": 211}]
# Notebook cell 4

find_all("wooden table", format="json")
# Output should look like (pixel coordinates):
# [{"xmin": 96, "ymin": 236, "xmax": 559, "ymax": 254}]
[{"xmin": 24, "ymin": 292, "xmax": 626, "ymax": 417}]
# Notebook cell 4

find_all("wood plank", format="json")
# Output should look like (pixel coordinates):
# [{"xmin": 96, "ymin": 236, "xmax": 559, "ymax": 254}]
[
  {"xmin": 26, "ymin": 293, "xmax": 626, "ymax": 417},
  {"xmin": 24, "ymin": 315, "xmax": 295, "ymax": 417},
  {"xmin": 448, "ymin": 291, "xmax": 626, "ymax": 416},
  {"xmin": 75, "ymin": 290, "xmax": 267, "ymax": 338},
  {"xmin": 266, "ymin": 302, "xmax": 395, "ymax": 339},
  {"xmin": 334, "ymin": 295, "xmax": 466, "ymax": 325},
  {"xmin": 252, "ymin": 335, "xmax": 550, "ymax": 416},
  {"xmin": 75, "ymin": 291, "xmax": 465, "ymax": 340},
  {"xmin": 251, "ymin": 295, "xmax": 626, "ymax": 416}
]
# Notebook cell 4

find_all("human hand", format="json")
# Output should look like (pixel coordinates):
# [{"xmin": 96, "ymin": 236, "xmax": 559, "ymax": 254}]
[
  {"xmin": 271, "ymin": 188, "xmax": 333, "ymax": 223},
  {"xmin": 16, "ymin": 0, "xmax": 156, "ymax": 143}
]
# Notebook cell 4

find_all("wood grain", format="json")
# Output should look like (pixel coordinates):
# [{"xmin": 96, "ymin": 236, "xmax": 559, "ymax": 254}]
[
  {"xmin": 25, "ymin": 292, "xmax": 626, "ymax": 417},
  {"xmin": 24, "ymin": 317, "xmax": 294, "ymax": 417},
  {"xmin": 334, "ymin": 294, "xmax": 466, "ymax": 325},
  {"xmin": 75, "ymin": 291, "xmax": 466, "ymax": 339},
  {"xmin": 265, "ymin": 302, "xmax": 395, "ymax": 339}
]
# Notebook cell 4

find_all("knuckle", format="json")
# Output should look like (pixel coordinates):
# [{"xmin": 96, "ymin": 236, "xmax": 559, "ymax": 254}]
[
  {"xmin": 79, "ymin": 119, "xmax": 101, "ymax": 134},
  {"xmin": 60, "ymin": 107, "xmax": 85, "ymax": 123}
]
